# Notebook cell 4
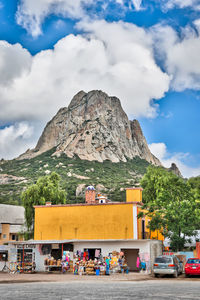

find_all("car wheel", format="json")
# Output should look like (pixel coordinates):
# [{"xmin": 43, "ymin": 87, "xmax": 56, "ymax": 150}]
[
  {"xmin": 154, "ymin": 273, "xmax": 159, "ymax": 278},
  {"xmin": 185, "ymin": 274, "xmax": 190, "ymax": 278},
  {"xmin": 173, "ymin": 270, "xmax": 178, "ymax": 278}
]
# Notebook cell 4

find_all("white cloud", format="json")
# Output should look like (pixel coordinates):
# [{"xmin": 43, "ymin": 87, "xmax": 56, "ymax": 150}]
[
  {"xmin": 16, "ymin": 0, "xmax": 93, "ymax": 37},
  {"xmin": 0, "ymin": 20, "xmax": 169, "ymax": 126},
  {"xmin": 164, "ymin": 0, "xmax": 200, "ymax": 10},
  {"xmin": 0, "ymin": 123, "xmax": 35, "ymax": 160},
  {"xmin": 0, "ymin": 41, "xmax": 31, "ymax": 86},
  {"xmin": 16, "ymin": 0, "xmax": 143, "ymax": 37},
  {"xmin": 76, "ymin": 20, "xmax": 169, "ymax": 116},
  {"xmin": 0, "ymin": 20, "xmax": 170, "ymax": 159},
  {"xmin": 149, "ymin": 143, "xmax": 200, "ymax": 178},
  {"xmin": 151, "ymin": 23, "xmax": 200, "ymax": 91},
  {"xmin": 131, "ymin": 0, "xmax": 142, "ymax": 10}
]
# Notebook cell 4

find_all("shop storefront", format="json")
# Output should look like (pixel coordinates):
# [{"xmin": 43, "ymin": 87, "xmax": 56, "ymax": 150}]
[
  {"xmin": 0, "ymin": 246, "xmax": 8, "ymax": 272},
  {"xmin": 6, "ymin": 239, "xmax": 162, "ymax": 274}
]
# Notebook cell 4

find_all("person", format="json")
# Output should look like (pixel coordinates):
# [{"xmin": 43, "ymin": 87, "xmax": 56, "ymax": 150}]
[
  {"xmin": 105, "ymin": 257, "xmax": 111, "ymax": 275},
  {"xmin": 32, "ymin": 261, "xmax": 36, "ymax": 272},
  {"xmin": 136, "ymin": 256, "xmax": 141, "ymax": 271},
  {"xmin": 141, "ymin": 261, "xmax": 146, "ymax": 272},
  {"xmin": 61, "ymin": 261, "xmax": 66, "ymax": 273},
  {"xmin": 118, "ymin": 256, "xmax": 123, "ymax": 273}
]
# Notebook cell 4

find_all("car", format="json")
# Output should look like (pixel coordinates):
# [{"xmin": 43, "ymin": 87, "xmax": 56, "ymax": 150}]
[
  {"xmin": 153, "ymin": 255, "xmax": 182, "ymax": 278},
  {"xmin": 185, "ymin": 258, "xmax": 200, "ymax": 277}
]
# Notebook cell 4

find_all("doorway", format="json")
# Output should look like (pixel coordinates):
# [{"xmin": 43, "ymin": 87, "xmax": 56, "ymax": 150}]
[
  {"xmin": 121, "ymin": 248, "xmax": 139, "ymax": 271},
  {"xmin": 84, "ymin": 248, "xmax": 101, "ymax": 260}
]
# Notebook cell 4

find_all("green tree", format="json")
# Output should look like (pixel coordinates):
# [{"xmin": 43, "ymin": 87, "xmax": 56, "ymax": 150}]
[
  {"xmin": 21, "ymin": 172, "xmax": 66, "ymax": 232},
  {"xmin": 188, "ymin": 176, "xmax": 200, "ymax": 204},
  {"xmin": 140, "ymin": 166, "xmax": 198, "ymax": 251}
]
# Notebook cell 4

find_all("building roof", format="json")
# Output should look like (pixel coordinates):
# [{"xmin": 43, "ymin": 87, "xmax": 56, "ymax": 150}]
[
  {"xmin": 34, "ymin": 201, "xmax": 143, "ymax": 208},
  {"xmin": 0, "ymin": 204, "xmax": 25, "ymax": 225},
  {"xmin": 125, "ymin": 187, "xmax": 143, "ymax": 191}
]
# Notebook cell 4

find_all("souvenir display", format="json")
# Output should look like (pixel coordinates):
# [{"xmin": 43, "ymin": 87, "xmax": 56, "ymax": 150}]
[
  {"xmin": 44, "ymin": 249, "xmax": 129, "ymax": 274},
  {"xmin": 73, "ymin": 250, "xmax": 129, "ymax": 275}
]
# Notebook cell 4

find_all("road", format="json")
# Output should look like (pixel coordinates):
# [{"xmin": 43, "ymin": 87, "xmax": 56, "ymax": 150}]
[{"xmin": 1, "ymin": 280, "xmax": 200, "ymax": 300}]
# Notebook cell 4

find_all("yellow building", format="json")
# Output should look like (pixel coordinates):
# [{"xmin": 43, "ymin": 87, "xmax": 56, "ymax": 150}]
[
  {"xmin": 6, "ymin": 188, "xmax": 162, "ymax": 273},
  {"xmin": 0, "ymin": 204, "xmax": 25, "ymax": 245},
  {"xmin": 34, "ymin": 187, "xmax": 163, "ymax": 242}
]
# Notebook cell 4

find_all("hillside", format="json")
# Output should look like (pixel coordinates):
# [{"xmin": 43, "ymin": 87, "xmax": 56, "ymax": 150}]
[{"xmin": 0, "ymin": 148, "xmax": 150, "ymax": 205}]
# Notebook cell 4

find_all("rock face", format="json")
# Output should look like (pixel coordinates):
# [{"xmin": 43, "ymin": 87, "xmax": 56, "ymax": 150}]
[
  {"xmin": 168, "ymin": 163, "xmax": 182, "ymax": 177},
  {"xmin": 0, "ymin": 174, "xmax": 26, "ymax": 184},
  {"xmin": 19, "ymin": 90, "xmax": 161, "ymax": 165}
]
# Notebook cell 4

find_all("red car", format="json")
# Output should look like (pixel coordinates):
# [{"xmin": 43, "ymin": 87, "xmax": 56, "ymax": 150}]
[{"xmin": 185, "ymin": 258, "xmax": 200, "ymax": 277}]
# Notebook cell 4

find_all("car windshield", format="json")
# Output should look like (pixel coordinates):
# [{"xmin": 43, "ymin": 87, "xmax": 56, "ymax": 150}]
[
  {"xmin": 187, "ymin": 259, "xmax": 200, "ymax": 264},
  {"xmin": 155, "ymin": 257, "xmax": 172, "ymax": 263}
]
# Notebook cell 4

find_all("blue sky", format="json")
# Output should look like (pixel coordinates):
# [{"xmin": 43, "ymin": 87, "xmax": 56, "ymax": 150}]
[{"xmin": 0, "ymin": 0, "xmax": 200, "ymax": 177}]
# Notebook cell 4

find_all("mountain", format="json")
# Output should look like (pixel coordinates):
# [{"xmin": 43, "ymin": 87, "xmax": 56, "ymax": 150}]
[
  {"xmin": 0, "ymin": 90, "xmax": 182, "ymax": 206},
  {"xmin": 19, "ymin": 90, "xmax": 161, "ymax": 166}
]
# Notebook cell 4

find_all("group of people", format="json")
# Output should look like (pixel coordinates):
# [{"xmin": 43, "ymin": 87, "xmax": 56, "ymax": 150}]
[{"xmin": 104, "ymin": 252, "xmax": 129, "ymax": 275}]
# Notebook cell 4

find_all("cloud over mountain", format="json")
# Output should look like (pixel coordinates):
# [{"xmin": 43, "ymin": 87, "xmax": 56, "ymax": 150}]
[
  {"xmin": 0, "ymin": 20, "xmax": 170, "ymax": 126},
  {"xmin": 149, "ymin": 142, "xmax": 200, "ymax": 178},
  {"xmin": 152, "ymin": 22, "xmax": 200, "ymax": 91},
  {"xmin": 0, "ymin": 122, "xmax": 34, "ymax": 160}
]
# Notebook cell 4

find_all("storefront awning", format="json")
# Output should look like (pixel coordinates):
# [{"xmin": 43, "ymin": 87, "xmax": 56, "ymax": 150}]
[{"xmin": 8, "ymin": 238, "xmax": 161, "ymax": 245}]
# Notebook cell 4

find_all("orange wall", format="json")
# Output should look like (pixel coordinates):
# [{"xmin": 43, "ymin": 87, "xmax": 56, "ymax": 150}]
[
  {"xmin": 0, "ymin": 224, "xmax": 10, "ymax": 245},
  {"xmin": 126, "ymin": 189, "xmax": 142, "ymax": 202},
  {"xmin": 34, "ymin": 204, "xmax": 134, "ymax": 240},
  {"xmin": 137, "ymin": 207, "xmax": 164, "ymax": 241}
]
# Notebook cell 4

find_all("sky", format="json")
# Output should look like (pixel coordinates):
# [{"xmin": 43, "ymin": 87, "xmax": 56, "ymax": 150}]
[{"xmin": 0, "ymin": 0, "xmax": 199, "ymax": 178}]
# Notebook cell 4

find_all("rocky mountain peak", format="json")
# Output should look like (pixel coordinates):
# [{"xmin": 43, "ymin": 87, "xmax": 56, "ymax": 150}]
[
  {"xmin": 168, "ymin": 163, "xmax": 182, "ymax": 177},
  {"xmin": 18, "ymin": 90, "xmax": 162, "ymax": 165}
]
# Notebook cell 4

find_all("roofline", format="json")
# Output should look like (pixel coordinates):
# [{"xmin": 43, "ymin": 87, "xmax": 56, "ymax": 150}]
[
  {"xmin": 34, "ymin": 201, "xmax": 144, "ymax": 208},
  {"xmin": 1, "ymin": 222, "xmax": 24, "ymax": 225},
  {"xmin": 8, "ymin": 238, "xmax": 161, "ymax": 245},
  {"xmin": 125, "ymin": 187, "xmax": 143, "ymax": 191}
]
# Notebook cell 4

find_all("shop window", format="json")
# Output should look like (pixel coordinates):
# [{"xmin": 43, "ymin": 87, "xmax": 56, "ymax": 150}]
[
  {"xmin": 0, "ymin": 252, "xmax": 8, "ymax": 261},
  {"xmin": 63, "ymin": 243, "xmax": 73, "ymax": 252},
  {"xmin": 84, "ymin": 248, "xmax": 101, "ymax": 260},
  {"xmin": 50, "ymin": 244, "xmax": 74, "ymax": 260},
  {"xmin": 17, "ymin": 249, "xmax": 33, "ymax": 265},
  {"xmin": 41, "ymin": 244, "xmax": 51, "ymax": 255}
]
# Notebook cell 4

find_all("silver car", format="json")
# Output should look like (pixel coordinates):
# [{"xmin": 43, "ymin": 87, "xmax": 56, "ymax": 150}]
[{"xmin": 153, "ymin": 255, "xmax": 182, "ymax": 278}]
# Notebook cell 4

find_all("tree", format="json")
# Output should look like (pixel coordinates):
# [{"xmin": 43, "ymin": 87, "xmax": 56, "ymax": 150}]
[
  {"xmin": 188, "ymin": 176, "xmax": 200, "ymax": 205},
  {"xmin": 140, "ymin": 166, "xmax": 198, "ymax": 251},
  {"xmin": 21, "ymin": 172, "xmax": 66, "ymax": 232}
]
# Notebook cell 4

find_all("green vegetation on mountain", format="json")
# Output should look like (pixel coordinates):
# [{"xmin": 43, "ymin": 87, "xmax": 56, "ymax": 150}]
[{"xmin": 0, "ymin": 147, "xmax": 149, "ymax": 205}]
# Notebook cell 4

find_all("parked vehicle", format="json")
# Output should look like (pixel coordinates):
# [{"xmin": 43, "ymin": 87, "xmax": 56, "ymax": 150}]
[
  {"xmin": 153, "ymin": 255, "xmax": 182, "ymax": 278},
  {"xmin": 185, "ymin": 258, "xmax": 200, "ymax": 277}
]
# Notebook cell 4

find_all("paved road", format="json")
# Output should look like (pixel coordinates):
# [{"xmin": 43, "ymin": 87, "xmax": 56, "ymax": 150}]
[{"xmin": 1, "ymin": 280, "xmax": 200, "ymax": 300}]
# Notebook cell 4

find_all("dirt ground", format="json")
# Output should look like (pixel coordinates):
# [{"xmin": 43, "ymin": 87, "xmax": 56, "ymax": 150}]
[
  {"xmin": 0, "ymin": 272, "xmax": 152, "ymax": 284},
  {"xmin": 0, "ymin": 271, "xmax": 200, "ymax": 284}
]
